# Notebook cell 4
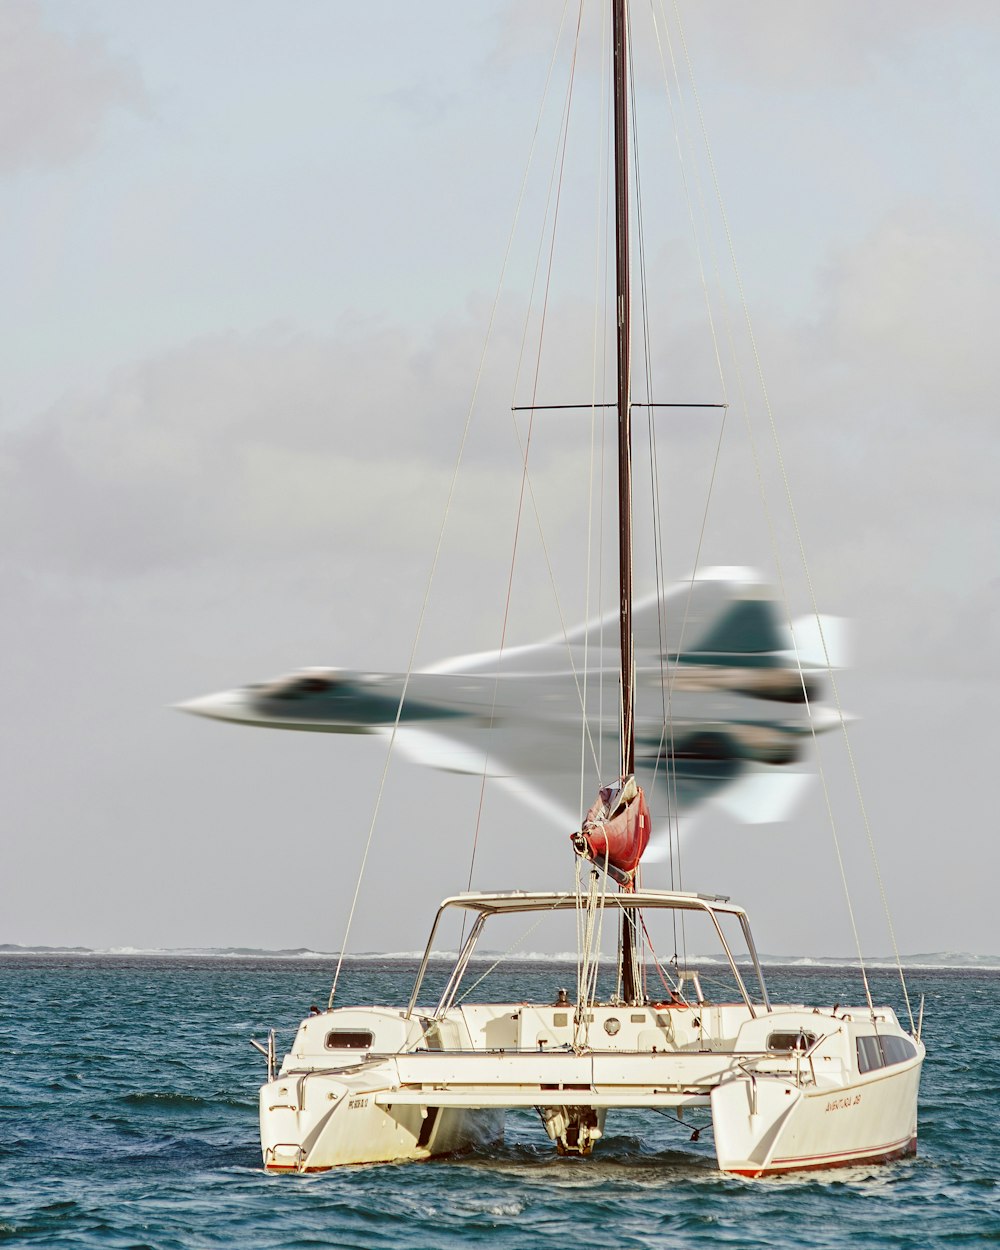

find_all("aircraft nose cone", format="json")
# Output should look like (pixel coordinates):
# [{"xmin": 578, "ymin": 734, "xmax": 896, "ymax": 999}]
[{"xmin": 173, "ymin": 690, "xmax": 249, "ymax": 723}]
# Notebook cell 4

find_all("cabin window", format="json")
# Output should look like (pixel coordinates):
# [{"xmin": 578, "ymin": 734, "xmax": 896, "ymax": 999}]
[
  {"xmin": 325, "ymin": 1029, "xmax": 374, "ymax": 1050},
  {"xmin": 881, "ymin": 1035, "xmax": 916, "ymax": 1065},
  {"xmin": 857, "ymin": 1033, "xmax": 915, "ymax": 1072},
  {"xmin": 767, "ymin": 1030, "xmax": 817, "ymax": 1052},
  {"xmin": 856, "ymin": 1034, "xmax": 884, "ymax": 1073}
]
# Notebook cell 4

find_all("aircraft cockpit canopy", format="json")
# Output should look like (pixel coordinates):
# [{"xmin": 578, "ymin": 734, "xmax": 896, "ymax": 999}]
[{"xmin": 260, "ymin": 670, "xmax": 342, "ymax": 702}]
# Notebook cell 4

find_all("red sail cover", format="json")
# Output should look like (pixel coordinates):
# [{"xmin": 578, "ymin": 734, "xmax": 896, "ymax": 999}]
[{"xmin": 578, "ymin": 776, "xmax": 650, "ymax": 880}]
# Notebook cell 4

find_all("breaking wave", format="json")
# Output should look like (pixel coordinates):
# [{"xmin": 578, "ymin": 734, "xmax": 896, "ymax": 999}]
[{"xmin": 2, "ymin": 944, "xmax": 998, "ymax": 970}]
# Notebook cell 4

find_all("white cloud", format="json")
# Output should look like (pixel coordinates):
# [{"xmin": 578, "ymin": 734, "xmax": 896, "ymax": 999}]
[
  {"xmin": 4, "ymin": 203, "xmax": 995, "ymax": 688},
  {"xmin": 675, "ymin": 0, "xmax": 1000, "ymax": 89},
  {"xmin": 738, "ymin": 209, "xmax": 1000, "ymax": 676},
  {"xmin": 0, "ymin": 0, "xmax": 144, "ymax": 173},
  {"xmin": 817, "ymin": 208, "xmax": 1000, "ymax": 419},
  {"xmin": 0, "ymin": 317, "xmax": 593, "ymax": 584}
]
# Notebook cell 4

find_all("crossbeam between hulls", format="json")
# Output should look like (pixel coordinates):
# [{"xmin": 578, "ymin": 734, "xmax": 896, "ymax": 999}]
[
  {"xmin": 375, "ymin": 1090, "xmax": 712, "ymax": 1109},
  {"xmin": 385, "ymin": 1050, "xmax": 756, "ymax": 1093}
]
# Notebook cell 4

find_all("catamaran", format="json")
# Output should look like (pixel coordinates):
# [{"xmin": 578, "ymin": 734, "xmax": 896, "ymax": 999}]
[
  {"xmin": 255, "ymin": 888, "xmax": 921, "ymax": 1174},
  {"xmin": 201, "ymin": 1, "xmax": 924, "ymax": 1175}
]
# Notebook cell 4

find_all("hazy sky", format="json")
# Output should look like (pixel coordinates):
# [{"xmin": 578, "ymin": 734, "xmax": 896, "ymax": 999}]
[{"xmin": 2, "ymin": 1, "xmax": 997, "ymax": 966}]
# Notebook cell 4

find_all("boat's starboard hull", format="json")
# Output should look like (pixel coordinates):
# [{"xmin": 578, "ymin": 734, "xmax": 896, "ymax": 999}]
[{"xmin": 711, "ymin": 1054, "xmax": 922, "ymax": 1176}]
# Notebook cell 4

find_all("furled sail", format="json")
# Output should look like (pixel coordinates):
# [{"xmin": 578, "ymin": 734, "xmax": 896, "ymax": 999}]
[{"xmin": 572, "ymin": 775, "xmax": 650, "ymax": 886}]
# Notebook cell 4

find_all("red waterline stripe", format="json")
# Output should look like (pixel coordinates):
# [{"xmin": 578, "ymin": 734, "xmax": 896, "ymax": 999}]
[
  {"xmin": 774, "ymin": 1132, "xmax": 916, "ymax": 1166},
  {"xmin": 730, "ymin": 1135, "xmax": 916, "ymax": 1178}
]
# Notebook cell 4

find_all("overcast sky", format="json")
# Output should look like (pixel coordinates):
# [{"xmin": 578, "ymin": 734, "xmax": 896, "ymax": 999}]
[{"xmin": 1, "ymin": 1, "xmax": 997, "ymax": 967}]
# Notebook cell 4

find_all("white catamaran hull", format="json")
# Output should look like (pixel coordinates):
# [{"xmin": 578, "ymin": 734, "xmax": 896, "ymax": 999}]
[
  {"xmin": 257, "ymin": 959, "xmax": 923, "ymax": 1177},
  {"xmin": 260, "ymin": 1044, "xmax": 922, "ymax": 1176},
  {"xmin": 711, "ymin": 1058, "xmax": 921, "ymax": 1176},
  {"xmin": 261, "ymin": 1073, "xmax": 503, "ymax": 1171}
]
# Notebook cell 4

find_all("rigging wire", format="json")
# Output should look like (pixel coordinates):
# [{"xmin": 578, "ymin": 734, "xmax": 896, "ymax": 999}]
[
  {"xmin": 454, "ymin": 901, "xmax": 565, "ymax": 1006},
  {"xmin": 502, "ymin": 0, "xmax": 602, "ymax": 786},
  {"xmin": 581, "ymin": 1, "xmax": 611, "ymax": 822},
  {"xmin": 635, "ymin": 0, "xmax": 734, "ymax": 964},
  {"xmin": 649, "ymin": 199, "xmax": 728, "ymax": 914},
  {"xmin": 574, "ymin": 856, "xmax": 610, "ymax": 1048},
  {"xmin": 596, "ymin": 103, "xmax": 612, "ymax": 789},
  {"xmin": 659, "ymin": 0, "xmax": 884, "ymax": 1014},
  {"xmin": 627, "ymin": 11, "xmax": 659, "ymax": 980},
  {"xmin": 474, "ymin": 0, "xmax": 600, "ymax": 799},
  {"xmin": 665, "ymin": 0, "xmax": 914, "ymax": 1028},
  {"xmin": 327, "ymin": 0, "xmax": 573, "ymax": 1008},
  {"xmin": 637, "ymin": 911, "xmax": 683, "ymax": 999},
  {"xmin": 453, "ymin": 0, "xmax": 579, "ymax": 916},
  {"xmin": 466, "ymin": 0, "xmax": 621, "ymax": 853}
]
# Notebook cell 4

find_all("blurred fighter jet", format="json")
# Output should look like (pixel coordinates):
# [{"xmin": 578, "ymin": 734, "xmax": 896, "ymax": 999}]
[{"xmin": 179, "ymin": 569, "xmax": 845, "ymax": 830}]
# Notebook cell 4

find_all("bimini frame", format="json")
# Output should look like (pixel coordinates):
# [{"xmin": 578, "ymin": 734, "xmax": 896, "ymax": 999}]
[{"xmin": 404, "ymin": 889, "xmax": 773, "ymax": 1020}]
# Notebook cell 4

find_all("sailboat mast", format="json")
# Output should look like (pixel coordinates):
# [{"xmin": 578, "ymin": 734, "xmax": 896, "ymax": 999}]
[
  {"xmin": 612, "ymin": 0, "xmax": 641, "ymax": 1006},
  {"xmin": 613, "ymin": 0, "xmax": 634, "ymax": 780}
]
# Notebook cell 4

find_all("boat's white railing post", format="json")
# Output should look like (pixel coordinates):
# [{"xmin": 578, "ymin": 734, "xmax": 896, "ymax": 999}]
[
  {"xmin": 250, "ymin": 1028, "xmax": 277, "ymax": 1083},
  {"xmin": 796, "ymin": 1026, "xmax": 838, "ymax": 1087},
  {"xmin": 435, "ymin": 913, "xmax": 487, "ymax": 1016},
  {"xmin": 705, "ymin": 905, "xmax": 757, "ymax": 1018},
  {"xmin": 738, "ymin": 914, "xmax": 772, "ymax": 1012},
  {"xmin": 737, "ymin": 1062, "xmax": 759, "ymax": 1117},
  {"xmin": 406, "ymin": 904, "xmax": 449, "ymax": 1019},
  {"xmin": 802, "ymin": 1035, "xmax": 817, "ymax": 1087},
  {"xmin": 916, "ymin": 993, "xmax": 925, "ymax": 1042}
]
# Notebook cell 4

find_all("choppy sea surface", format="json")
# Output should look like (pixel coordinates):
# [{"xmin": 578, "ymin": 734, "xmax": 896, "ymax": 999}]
[{"xmin": 2, "ymin": 956, "xmax": 998, "ymax": 1249}]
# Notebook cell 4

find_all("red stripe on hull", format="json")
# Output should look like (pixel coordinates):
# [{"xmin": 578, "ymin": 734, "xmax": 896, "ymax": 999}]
[
  {"xmin": 265, "ymin": 1137, "xmax": 918, "ymax": 1178},
  {"xmin": 264, "ymin": 1164, "xmax": 332, "ymax": 1173},
  {"xmin": 729, "ymin": 1135, "xmax": 917, "ymax": 1178}
]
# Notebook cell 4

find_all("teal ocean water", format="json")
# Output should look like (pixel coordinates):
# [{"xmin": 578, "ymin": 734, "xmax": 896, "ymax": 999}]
[{"xmin": 2, "ymin": 957, "xmax": 998, "ymax": 1248}]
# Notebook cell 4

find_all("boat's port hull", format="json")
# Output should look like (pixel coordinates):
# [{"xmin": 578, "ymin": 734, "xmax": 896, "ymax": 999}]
[{"xmin": 261, "ymin": 1071, "xmax": 504, "ymax": 1170}]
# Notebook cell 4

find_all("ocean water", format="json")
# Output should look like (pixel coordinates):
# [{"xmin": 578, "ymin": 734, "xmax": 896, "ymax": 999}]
[{"xmin": 2, "ymin": 957, "xmax": 998, "ymax": 1249}]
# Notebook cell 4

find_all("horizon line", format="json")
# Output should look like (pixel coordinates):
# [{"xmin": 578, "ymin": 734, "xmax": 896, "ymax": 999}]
[{"xmin": 2, "ymin": 942, "xmax": 999, "ymax": 971}]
